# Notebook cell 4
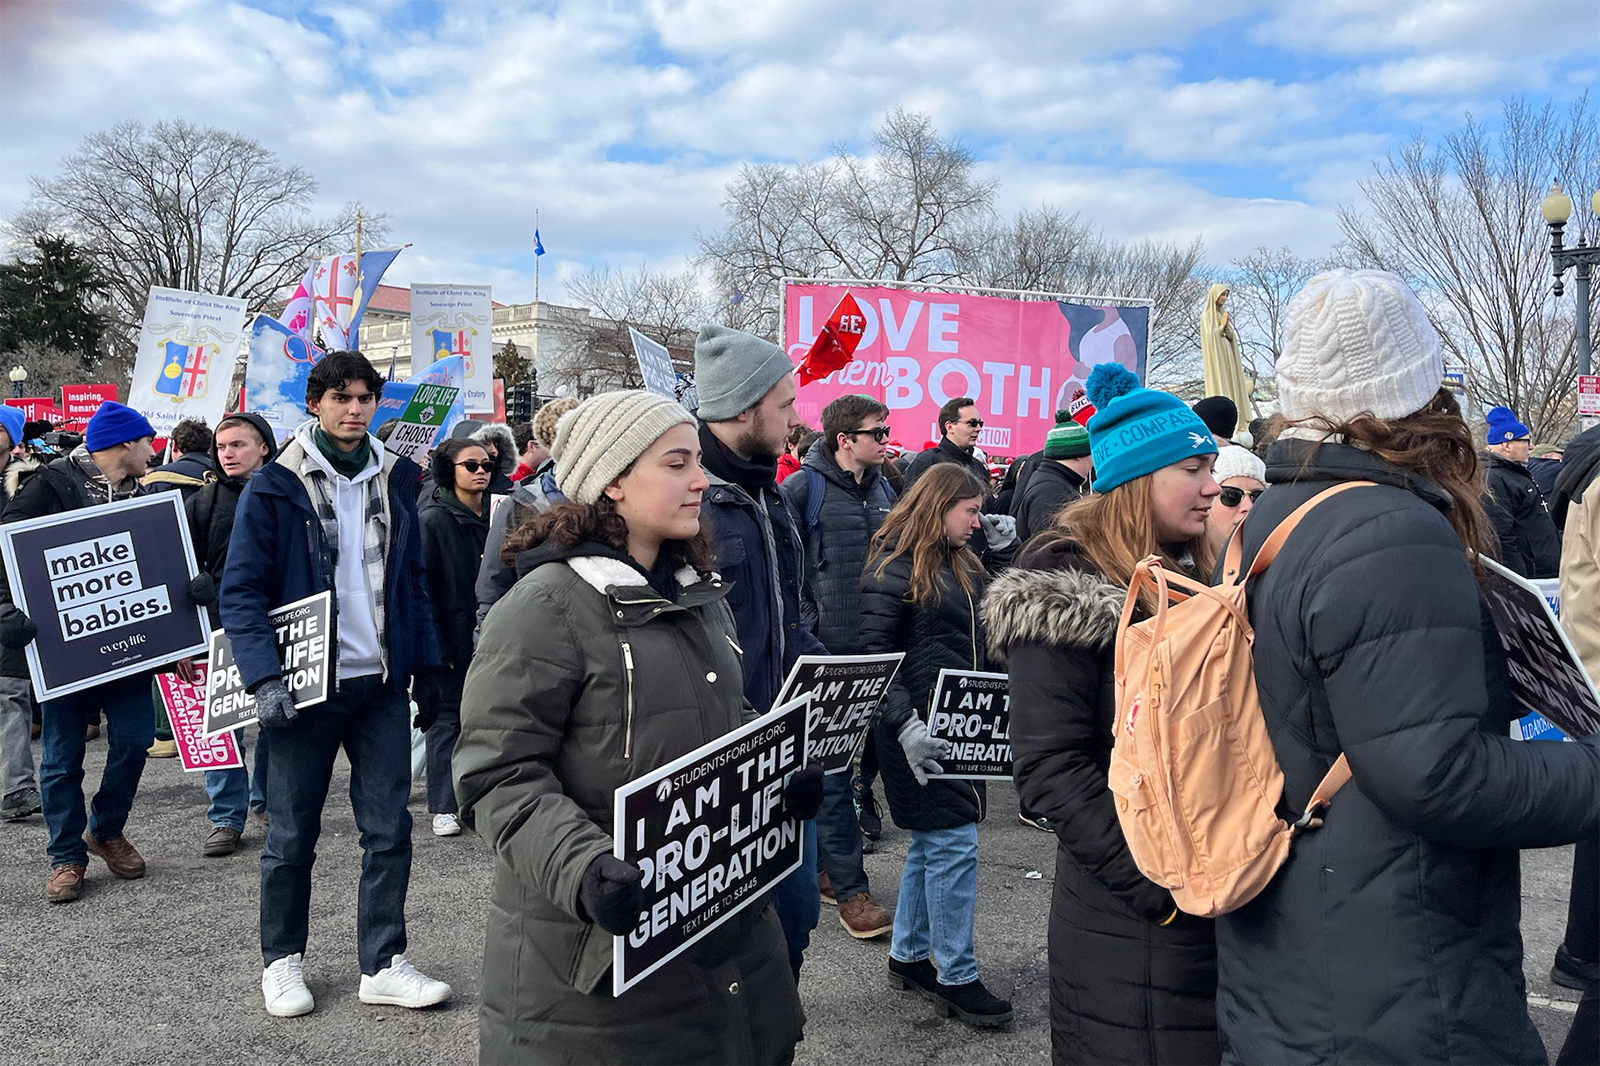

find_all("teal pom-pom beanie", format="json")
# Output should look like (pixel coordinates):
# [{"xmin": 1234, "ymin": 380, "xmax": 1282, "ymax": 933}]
[{"xmin": 1084, "ymin": 363, "xmax": 1217, "ymax": 493}]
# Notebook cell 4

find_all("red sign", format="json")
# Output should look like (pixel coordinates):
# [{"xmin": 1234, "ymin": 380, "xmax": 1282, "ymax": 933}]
[
  {"xmin": 1580, "ymin": 376, "xmax": 1600, "ymax": 420},
  {"xmin": 5, "ymin": 397, "xmax": 60, "ymax": 425},
  {"xmin": 158, "ymin": 665, "xmax": 244, "ymax": 773},
  {"xmin": 795, "ymin": 292, "xmax": 867, "ymax": 386},
  {"xmin": 59, "ymin": 384, "xmax": 118, "ymax": 431}
]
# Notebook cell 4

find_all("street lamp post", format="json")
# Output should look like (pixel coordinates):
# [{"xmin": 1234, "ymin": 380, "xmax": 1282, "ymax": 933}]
[
  {"xmin": 7, "ymin": 365, "xmax": 26, "ymax": 399},
  {"xmin": 1540, "ymin": 180, "xmax": 1600, "ymax": 376}
]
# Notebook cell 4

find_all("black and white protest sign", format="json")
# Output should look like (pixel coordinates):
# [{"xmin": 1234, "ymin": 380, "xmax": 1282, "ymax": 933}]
[
  {"xmin": 1482, "ymin": 559, "xmax": 1600, "ymax": 739},
  {"xmin": 629, "ymin": 327, "xmax": 678, "ymax": 399},
  {"xmin": 925, "ymin": 669, "xmax": 1013, "ymax": 780},
  {"xmin": 202, "ymin": 592, "xmax": 332, "ymax": 737},
  {"xmin": 775, "ymin": 653, "xmax": 903, "ymax": 774},
  {"xmin": 0, "ymin": 493, "xmax": 209, "ymax": 700},
  {"xmin": 611, "ymin": 694, "xmax": 810, "ymax": 995}
]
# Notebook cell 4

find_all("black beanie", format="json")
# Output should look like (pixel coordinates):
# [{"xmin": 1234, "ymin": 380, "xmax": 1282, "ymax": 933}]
[{"xmin": 1192, "ymin": 396, "xmax": 1238, "ymax": 440}]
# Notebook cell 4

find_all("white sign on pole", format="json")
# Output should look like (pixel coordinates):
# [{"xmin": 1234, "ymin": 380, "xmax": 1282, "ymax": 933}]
[
  {"xmin": 629, "ymin": 328, "xmax": 678, "ymax": 399},
  {"xmin": 411, "ymin": 284, "xmax": 494, "ymax": 415},
  {"xmin": 1579, "ymin": 375, "xmax": 1600, "ymax": 421},
  {"xmin": 128, "ymin": 287, "xmax": 250, "ymax": 435}
]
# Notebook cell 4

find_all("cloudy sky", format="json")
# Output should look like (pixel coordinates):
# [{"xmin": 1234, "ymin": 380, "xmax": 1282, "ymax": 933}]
[{"xmin": 2, "ymin": 0, "xmax": 1596, "ymax": 307}]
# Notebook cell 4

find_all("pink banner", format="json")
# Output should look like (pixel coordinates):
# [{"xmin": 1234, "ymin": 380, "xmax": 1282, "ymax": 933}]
[
  {"xmin": 782, "ymin": 283, "xmax": 1148, "ymax": 456},
  {"xmin": 158, "ymin": 665, "xmax": 243, "ymax": 773}
]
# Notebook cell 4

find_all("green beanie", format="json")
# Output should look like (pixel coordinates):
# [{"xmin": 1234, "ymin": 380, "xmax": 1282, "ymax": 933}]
[{"xmin": 1044, "ymin": 411, "xmax": 1091, "ymax": 459}]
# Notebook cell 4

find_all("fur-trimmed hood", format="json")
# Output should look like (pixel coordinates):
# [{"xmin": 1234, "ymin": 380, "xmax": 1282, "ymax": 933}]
[
  {"xmin": 3, "ymin": 455, "xmax": 40, "ymax": 501},
  {"xmin": 982, "ymin": 554, "xmax": 1123, "ymax": 661},
  {"xmin": 472, "ymin": 423, "xmax": 519, "ymax": 477}
]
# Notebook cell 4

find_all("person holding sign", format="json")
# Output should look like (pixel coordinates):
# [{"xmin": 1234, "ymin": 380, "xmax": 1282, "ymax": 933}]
[
  {"xmin": 1214, "ymin": 271, "xmax": 1600, "ymax": 1065},
  {"xmin": 221, "ymin": 351, "xmax": 448, "ymax": 1018},
  {"xmin": 456, "ymin": 390, "xmax": 810, "ymax": 1065},
  {"xmin": 985, "ymin": 362, "xmax": 1222, "ymax": 1064},
  {"xmin": 860, "ymin": 464, "xmax": 1012, "ymax": 1029},
  {"xmin": 0, "ymin": 404, "xmax": 42, "ymax": 822}
]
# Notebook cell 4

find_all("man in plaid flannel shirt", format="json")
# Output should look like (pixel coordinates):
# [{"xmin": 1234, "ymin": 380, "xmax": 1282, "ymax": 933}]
[{"xmin": 221, "ymin": 351, "xmax": 447, "ymax": 1018}]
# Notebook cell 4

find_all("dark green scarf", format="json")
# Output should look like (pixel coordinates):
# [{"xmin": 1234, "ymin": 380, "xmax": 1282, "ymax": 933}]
[{"xmin": 312, "ymin": 427, "xmax": 373, "ymax": 479}]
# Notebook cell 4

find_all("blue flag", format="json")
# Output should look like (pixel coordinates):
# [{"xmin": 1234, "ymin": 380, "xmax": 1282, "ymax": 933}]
[{"xmin": 534, "ymin": 230, "xmax": 546, "ymax": 256}]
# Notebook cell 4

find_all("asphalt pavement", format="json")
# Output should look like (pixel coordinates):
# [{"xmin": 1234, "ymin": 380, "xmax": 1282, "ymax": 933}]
[{"xmin": 0, "ymin": 735, "xmax": 1584, "ymax": 1064}]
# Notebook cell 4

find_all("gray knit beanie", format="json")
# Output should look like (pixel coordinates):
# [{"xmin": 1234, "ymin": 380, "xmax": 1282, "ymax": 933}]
[
  {"xmin": 551, "ymin": 390, "xmax": 694, "ymax": 506},
  {"xmin": 692, "ymin": 324, "xmax": 794, "ymax": 421},
  {"xmin": 1278, "ymin": 269, "xmax": 1443, "ymax": 437}
]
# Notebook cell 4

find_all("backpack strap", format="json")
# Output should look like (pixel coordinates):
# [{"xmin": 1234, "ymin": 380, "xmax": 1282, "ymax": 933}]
[
  {"xmin": 1222, "ymin": 481, "xmax": 1379, "ymax": 583},
  {"xmin": 803, "ymin": 467, "xmax": 826, "ymax": 532},
  {"xmin": 1292, "ymin": 754, "xmax": 1352, "ymax": 833}
]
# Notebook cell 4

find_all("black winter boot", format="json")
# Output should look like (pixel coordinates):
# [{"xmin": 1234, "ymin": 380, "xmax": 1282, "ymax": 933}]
[{"xmin": 933, "ymin": 978, "xmax": 1013, "ymax": 1028}]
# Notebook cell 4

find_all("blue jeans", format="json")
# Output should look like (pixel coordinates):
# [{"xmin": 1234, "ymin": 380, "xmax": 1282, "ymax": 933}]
[
  {"xmin": 772, "ymin": 819, "xmax": 820, "ymax": 978},
  {"xmin": 260, "ymin": 676, "xmax": 412, "ymax": 975},
  {"xmin": 40, "ymin": 673, "xmax": 155, "ymax": 868},
  {"xmin": 203, "ymin": 729, "xmax": 270, "ymax": 830},
  {"xmin": 817, "ymin": 770, "xmax": 869, "ymax": 900},
  {"xmin": 890, "ymin": 822, "xmax": 979, "ymax": 986}
]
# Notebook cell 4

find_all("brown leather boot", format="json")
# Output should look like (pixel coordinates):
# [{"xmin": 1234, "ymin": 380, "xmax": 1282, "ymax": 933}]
[
  {"xmin": 839, "ymin": 892, "xmax": 893, "ymax": 938},
  {"xmin": 84, "ymin": 833, "xmax": 145, "ymax": 879},
  {"xmin": 819, "ymin": 869, "xmax": 837, "ymax": 906},
  {"xmin": 45, "ymin": 863, "xmax": 86, "ymax": 903}
]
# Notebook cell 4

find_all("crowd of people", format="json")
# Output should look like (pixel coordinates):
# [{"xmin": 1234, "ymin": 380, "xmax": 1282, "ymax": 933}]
[{"xmin": 0, "ymin": 268, "xmax": 1597, "ymax": 1066}]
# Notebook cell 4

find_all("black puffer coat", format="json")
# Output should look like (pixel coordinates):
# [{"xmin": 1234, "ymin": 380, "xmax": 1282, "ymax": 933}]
[
  {"xmin": 859, "ymin": 547, "xmax": 987, "ymax": 831},
  {"xmin": 1218, "ymin": 439, "xmax": 1600, "ymax": 1065},
  {"xmin": 1483, "ymin": 452, "xmax": 1560, "ymax": 578},
  {"xmin": 985, "ymin": 536, "xmax": 1219, "ymax": 1066},
  {"xmin": 780, "ymin": 445, "xmax": 894, "ymax": 654},
  {"xmin": 418, "ymin": 486, "xmax": 489, "ymax": 669},
  {"xmin": 1012, "ymin": 459, "xmax": 1090, "ymax": 544}
]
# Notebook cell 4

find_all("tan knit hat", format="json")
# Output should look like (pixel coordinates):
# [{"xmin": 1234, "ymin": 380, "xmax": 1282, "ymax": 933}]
[{"xmin": 551, "ymin": 390, "xmax": 694, "ymax": 505}]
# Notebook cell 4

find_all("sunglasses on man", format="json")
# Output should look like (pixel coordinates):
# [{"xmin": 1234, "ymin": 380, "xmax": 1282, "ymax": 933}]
[
  {"xmin": 843, "ymin": 426, "xmax": 893, "ymax": 442},
  {"xmin": 1218, "ymin": 486, "xmax": 1263, "ymax": 508},
  {"xmin": 455, "ymin": 460, "xmax": 494, "ymax": 474},
  {"xmin": 957, "ymin": 418, "xmax": 985, "ymax": 429}
]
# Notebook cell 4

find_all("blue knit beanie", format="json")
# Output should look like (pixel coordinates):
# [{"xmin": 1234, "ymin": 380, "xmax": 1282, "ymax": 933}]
[
  {"xmin": 85, "ymin": 401, "xmax": 156, "ymax": 452},
  {"xmin": 0, "ymin": 405, "xmax": 23, "ymax": 450},
  {"xmin": 1485, "ymin": 405, "xmax": 1529, "ymax": 445},
  {"xmin": 1085, "ymin": 364, "xmax": 1217, "ymax": 493}
]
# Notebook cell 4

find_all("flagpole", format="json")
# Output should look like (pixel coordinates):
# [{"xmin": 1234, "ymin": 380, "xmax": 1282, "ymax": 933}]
[
  {"xmin": 534, "ymin": 210, "xmax": 541, "ymax": 306},
  {"xmin": 350, "ymin": 209, "xmax": 364, "ymax": 347}
]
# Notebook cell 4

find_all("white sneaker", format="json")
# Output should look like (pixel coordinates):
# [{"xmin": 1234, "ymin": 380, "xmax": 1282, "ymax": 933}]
[
  {"xmin": 262, "ymin": 953, "xmax": 315, "ymax": 1017},
  {"xmin": 431, "ymin": 813, "xmax": 461, "ymax": 837},
  {"xmin": 358, "ymin": 954, "xmax": 452, "ymax": 1008}
]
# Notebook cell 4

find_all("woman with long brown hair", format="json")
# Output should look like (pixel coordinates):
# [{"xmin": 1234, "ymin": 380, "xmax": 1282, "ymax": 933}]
[
  {"xmin": 859, "ymin": 462, "xmax": 1013, "ymax": 1029},
  {"xmin": 983, "ymin": 361, "xmax": 1222, "ymax": 1064},
  {"xmin": 1208, "ymin": 270, "xmax": 1600, "ymax": 1065}
]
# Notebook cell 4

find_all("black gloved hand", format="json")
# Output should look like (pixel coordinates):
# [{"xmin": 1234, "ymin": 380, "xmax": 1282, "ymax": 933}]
[
  {"xmin": 781, "ymin": 764, "xmax": 824, "ymax": 821},
  {"xmin": 578, "ymin": 854, "xmax": 647, "ymax": 936},
  {"xmin": 252, "ymin": 678, "xmax": 299, "ymax": 730},
  {"xmin": 0, "ymin": 604, "xmax": 37, "ymax": 649},
  {"xmin": 185, "ymin": 572, "xmax": 218, "ymax": 607}
]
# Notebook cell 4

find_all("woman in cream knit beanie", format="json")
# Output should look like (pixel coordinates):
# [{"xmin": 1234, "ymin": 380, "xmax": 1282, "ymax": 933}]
[{"xmin": 551, "ymin": 390, "xmax": 695, "ymax": 506}]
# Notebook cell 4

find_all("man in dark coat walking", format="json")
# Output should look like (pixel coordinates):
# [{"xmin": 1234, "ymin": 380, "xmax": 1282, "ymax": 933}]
[{"xmin": 1482, "ymin": 405, "xmax": 1561, "ymax": 578}]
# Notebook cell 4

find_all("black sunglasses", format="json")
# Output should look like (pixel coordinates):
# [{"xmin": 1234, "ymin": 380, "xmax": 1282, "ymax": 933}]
[
  {"xmin": 455, "ymin": 460, "xmax": 493, "ymax": 474},
  {"xmin": 957, "ymin": 418, "xmax": 984, "ymax": 429},
  {"xmin": 1218, "ymin": 486, "xmax": 1263, "ymax": 507},
  {"xmin": 844, "ymin": 426, "xmax": 892, "ymax": 442}
]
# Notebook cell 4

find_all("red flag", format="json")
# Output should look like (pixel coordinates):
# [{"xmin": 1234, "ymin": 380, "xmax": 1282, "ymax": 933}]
[{"xmin": 795, "ymin": 292, "xmax": 867, "ymax": 386}]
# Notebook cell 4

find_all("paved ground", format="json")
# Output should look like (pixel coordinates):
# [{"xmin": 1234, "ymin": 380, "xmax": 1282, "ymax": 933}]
[{"xmin": 0, "ymin": 735, "xmax": 1584, "ymax": 1064}]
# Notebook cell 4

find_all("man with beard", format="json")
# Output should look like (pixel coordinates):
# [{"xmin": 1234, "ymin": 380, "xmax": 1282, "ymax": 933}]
[{"xmin": 695, "ymin": 324, "xmax": 829, "ymax": 981}]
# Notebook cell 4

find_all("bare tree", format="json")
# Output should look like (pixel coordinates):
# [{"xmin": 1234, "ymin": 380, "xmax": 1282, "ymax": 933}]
[
  {"xmin": 552, "ymin": 264, "xmax": 712, "ymax": 395},
  {"xmin": 1227, "ymin": 246, "xmax": 1333, "ymax": 406},
  {"xmin": 9, "ymin": 119, "xmax": 381, "ymax": 362},
  {"xmin": 700, "ymin": 109, "xmax": 996, "ymax": 336},
  {"xmin": 1339, "ymin": 96, "xmax": 1599, "ymax": 440}
]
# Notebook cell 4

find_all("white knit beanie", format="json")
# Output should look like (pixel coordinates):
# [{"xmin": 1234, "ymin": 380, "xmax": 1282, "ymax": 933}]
[
  {"xmin": 1213, "ymin": 442, "xmax": 1266, "ymax": 484},
  {"xmin": 551, "ymin": 390, "xmax": 694, "ymax": 506},
  {"xmin": 1278, "ymin": 269, "xmax": 1443, "ymax": 434}
]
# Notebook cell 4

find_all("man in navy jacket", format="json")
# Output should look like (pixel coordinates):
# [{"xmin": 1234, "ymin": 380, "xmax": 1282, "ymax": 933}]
[{"xmin": 221, "ymin": 351, "xmax": 447, "ymax": 1019}]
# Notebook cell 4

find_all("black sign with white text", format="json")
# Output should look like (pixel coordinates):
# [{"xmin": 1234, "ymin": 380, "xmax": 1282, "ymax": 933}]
[
  {"xmin": 774, "ymin": 654, "xmax": 903, "ymax": 773},
  {"xmin": 925, "ymin": 670, "xmax": 1013, "ymax": 780},
  {"xmin": 611, "ymin": 695, "xmax": 810, "ymax": 995},
  {"xmin": 202, "ymin": 592, "xmax": 332, "ymax": 737},
  {"xmin": 1482, "ymin": 559, "xmax": 1600, "ymax": 739},
  {"xmin": 0, "ymin": 493, "xmax": 209, "ymax": 700}
]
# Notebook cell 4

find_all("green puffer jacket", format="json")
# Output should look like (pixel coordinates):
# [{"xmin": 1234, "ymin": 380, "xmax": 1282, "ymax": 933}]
[{"xmin": 455, "ymin": 544, "xmax": 805, "ymax": 1066}]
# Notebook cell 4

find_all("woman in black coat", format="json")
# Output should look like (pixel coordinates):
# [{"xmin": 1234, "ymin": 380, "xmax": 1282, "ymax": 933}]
[
  {"xmin": 860, "ymin": 463, "xmax": 1011, "ymax": 1029},
  {"xmin": 416, "ymin": 438, "xmax": 491, "ymax": 836},
  {"xmin": 983, "ymin": 362, "xmax": 1222, "ymax": 1065}
]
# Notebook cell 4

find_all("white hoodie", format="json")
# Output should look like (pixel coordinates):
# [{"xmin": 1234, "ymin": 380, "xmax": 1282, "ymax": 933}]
[{"xmin": 294, "ymin": 422, "xmax": 384, "ymax": 680}]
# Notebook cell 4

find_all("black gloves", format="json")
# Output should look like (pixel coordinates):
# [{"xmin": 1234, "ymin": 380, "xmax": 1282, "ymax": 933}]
[
  {"xmin": 185, "ymin": 573, "xmax": 218, "ymax": 607},
  {"xmin": 578, "ymin": 854, "xmax": 646, "ymax": 936},
  {"xmin": 251, "ymin": 678, "xmax": 299, "ymax": 729},
  {"xmin": 0, "ymin": 604, "xmax": 37, "ymax": 649},
  {"xmin": 782, "ymin": 764, "xmax": 824, "ymax": 821}
]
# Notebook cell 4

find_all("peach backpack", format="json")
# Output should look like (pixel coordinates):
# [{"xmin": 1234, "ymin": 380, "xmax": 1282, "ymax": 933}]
[{"xmin": 1108, "ymin": 483, "xmax": 1368, "ymax": 917}]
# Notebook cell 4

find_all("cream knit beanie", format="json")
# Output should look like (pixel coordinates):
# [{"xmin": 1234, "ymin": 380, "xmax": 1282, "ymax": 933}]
[
  {"xmin": 551, "ymin": 390, "xmax": 694, "ymax": 505},
  {"xmin": 1278, "ymin": 269, "xmax": 1443, "ymax": 434}
]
